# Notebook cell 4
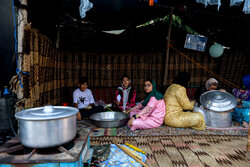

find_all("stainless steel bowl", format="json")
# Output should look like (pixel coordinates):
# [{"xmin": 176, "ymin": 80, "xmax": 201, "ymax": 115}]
[{"xmin": 90, "ymin": 112, "xmax": 129, "ymax": 128}]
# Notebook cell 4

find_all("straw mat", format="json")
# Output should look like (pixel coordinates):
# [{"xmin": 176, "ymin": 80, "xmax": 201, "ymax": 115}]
[{"xmin": 91, "ymin": 135, "xmax": 249, "ymax": 167}]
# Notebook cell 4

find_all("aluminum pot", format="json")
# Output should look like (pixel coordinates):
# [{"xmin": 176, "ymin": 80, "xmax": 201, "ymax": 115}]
[
  {"xmin": 200, "ymin": 90, "xmax": 237, "ymax": 128},
  {"xmin": 15, "ymin": 105, "xmax": 79, "ymax": 148},
  {"xmin": 90, "ymin": 112, "xmax": 129, "ymax": 128},
  {"xmin": 204, "ymin": 108, "xmax": 233, "ymax": 127}
]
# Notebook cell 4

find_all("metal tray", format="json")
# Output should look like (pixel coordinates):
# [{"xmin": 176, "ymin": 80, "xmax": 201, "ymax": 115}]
[{"xmin": 90, "ymin": 112, "xmax": 129, "ymax": 128}]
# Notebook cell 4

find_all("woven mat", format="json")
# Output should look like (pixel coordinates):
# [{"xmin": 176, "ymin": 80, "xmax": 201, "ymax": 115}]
[
  {"xmin": 90, "ymin": 128, "xmax": 117, "ymax": 137},
  {"xmin": 117, "ymin": 124, "xmax": 248, "ymax": 136},
  {"xmin": 91, "ymin": 135, "xmax": 249, "ymax": 167},
  {"xmin": 77, "ymin": 120, "xmax": 248, "ymax": 137}
]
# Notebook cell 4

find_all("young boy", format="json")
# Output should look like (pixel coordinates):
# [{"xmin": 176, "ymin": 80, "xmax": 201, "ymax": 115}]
[{"xmin": 73, "ymin": 77, "xmax": 103, "ymax": 120}]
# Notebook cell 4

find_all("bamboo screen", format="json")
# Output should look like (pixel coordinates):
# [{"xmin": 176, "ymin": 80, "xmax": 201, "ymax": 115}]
[{"xmin": 22, "ymin": 27, "xmax": 249, "ymax": 108}]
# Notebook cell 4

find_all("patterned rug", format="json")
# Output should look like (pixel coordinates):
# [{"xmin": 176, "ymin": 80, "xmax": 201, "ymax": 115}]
[
  {"xmin": 77, "ymin": 120, "xmax": 248, "ymax": 137},
  {"xmin": 91, "ymin": 135, "xmax": 249, "ymax": 167},
  {"xmin": 117, "ymin": 124, "xmax": 249, "ymax": 136},
  {"xmin": 91, "ymin": 128, "xmax": 117, "ymax": 137}
]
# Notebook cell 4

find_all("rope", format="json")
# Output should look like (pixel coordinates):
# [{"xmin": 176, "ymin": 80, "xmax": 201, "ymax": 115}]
[{"xmin": 169, "ymin": 46, "xmax": 242, "ymax": 90}]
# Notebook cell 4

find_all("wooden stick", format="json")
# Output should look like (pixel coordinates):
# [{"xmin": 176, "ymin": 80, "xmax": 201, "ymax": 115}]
[
  {"xmin": 114, "ymin": 143, "xmax": 148, "ymax": 167},
  {"xmin": 120, "ymin": 145, "xmax": 143, "ymax": 161}
]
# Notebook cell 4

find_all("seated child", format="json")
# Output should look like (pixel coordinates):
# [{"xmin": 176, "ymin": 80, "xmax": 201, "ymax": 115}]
[
  {"xmin": 113, "ymin": 75, "xmax": 136, "ymax": 111},
  {"xmin": 73, "ymin": 77, "xmax": 103, "ymax": 120}
]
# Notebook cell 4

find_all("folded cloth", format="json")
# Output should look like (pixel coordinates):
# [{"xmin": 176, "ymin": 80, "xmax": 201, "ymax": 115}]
[{"xmin": 99, "ymin": 144, "xmax": 147, "ymax": 167}]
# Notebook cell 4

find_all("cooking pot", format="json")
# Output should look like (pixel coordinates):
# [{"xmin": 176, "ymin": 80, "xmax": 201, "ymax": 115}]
[
  {"xmin": 15, "ymin": 105, "xmax": 78, "ymax": 148},
  {"xmin": 200, "ymin": 90, "xmax": 237, "ymax": 127},
  {"xmin": 90, "ymin": 112, "xmax": 129, "ymax": 128}
]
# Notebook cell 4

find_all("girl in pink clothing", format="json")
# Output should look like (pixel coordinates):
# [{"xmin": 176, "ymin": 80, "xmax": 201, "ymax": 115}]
[
  {"xmin": 127, "ymin": 79, "xmax": 166, "ymax": 131},
  {"xmin": 114, "ymin": 75, "xmax": 136, "ymax": 111}
]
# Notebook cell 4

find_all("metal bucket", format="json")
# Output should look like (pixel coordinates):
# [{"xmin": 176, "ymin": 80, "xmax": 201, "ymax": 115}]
[
  {"xmin": 204, "ymin": 108, "xmax": 233, "ymax": 127},
  {"xmin": 90, "ymin": 112, "xmax": 129, "ymax": 128}
]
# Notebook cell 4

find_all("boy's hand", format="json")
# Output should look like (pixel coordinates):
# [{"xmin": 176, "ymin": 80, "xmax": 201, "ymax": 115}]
[
  {"xmin": 85, "ymin": 105, "xmax": 92, "ymax": 110},
  {"xmin": 77, "ymin": 112, "xmax": 81, "ymax": 120}
]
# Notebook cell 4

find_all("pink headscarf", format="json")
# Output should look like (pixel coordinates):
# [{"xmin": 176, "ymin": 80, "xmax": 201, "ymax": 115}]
[{"xmin": 205, "ymin": 78, "xmax": 218, "ymax": 90}]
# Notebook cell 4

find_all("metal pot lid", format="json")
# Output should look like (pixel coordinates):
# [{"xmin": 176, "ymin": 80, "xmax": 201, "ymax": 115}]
[
  {"xmin": 15, "ymin": 105, "xmax": 79, "ymax": 120},
  {"xmin": 200, "ymin": 90, "xmax": 237, "ymax": 112}
]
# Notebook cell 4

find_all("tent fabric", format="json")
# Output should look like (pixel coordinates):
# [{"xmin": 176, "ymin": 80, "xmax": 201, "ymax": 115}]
[{"xmin": 22, "ymin": 27, "xmax": 249, "ymax": 108}]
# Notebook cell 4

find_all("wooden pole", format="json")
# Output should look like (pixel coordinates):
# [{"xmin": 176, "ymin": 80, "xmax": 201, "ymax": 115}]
[
  {"xmin": 17, "ymin": 0, "xmax": 27, "ymax": 104},
  {"xmin": 163, "ymin": 8, "xmax": 174, "ymax": 86},
  {"xmin": 114, "ymin": 143, "xmax": 148, "ymax": 167},
  {"xmin": 246, "ymin": 107, "xmax": 250, "ymax": 160}
]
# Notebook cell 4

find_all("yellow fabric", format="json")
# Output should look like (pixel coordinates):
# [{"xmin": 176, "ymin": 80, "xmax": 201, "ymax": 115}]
[{"xmin": 164, "ymin": 84, "xmax": 205, "ymax": 130}]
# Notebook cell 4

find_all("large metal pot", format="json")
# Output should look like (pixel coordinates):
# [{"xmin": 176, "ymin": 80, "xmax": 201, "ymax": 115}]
[
  {"xmin": 90, "ymin": 112, "xmax": 129, "ymax": 128},
  {"xmin": 15, "ymin": 105, "xmax": 79, "ymax": 148},
  {"xmin": 200, "ymin": 90, "xmax": 237, "ymax": 128}
]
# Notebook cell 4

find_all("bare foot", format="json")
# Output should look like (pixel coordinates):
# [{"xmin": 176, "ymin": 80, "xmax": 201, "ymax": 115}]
[{"xmin": 242, "ymin": 121, "xmax": 249, "ymax": 128}]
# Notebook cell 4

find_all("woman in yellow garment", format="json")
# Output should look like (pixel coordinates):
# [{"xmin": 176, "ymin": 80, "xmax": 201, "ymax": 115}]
[{"xmin": 164, "ymin": 72, "xmax": 205, "ymax": 130}]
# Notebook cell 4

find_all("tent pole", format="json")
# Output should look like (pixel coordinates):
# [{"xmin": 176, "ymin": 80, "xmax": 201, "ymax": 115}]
[
  {"xmin": 163, "ymin": 8, "xmax": 173, "ymax": 86},
  {"xmin": 246, "ymin": 109, "xmax": 250, "ymax": 160}
]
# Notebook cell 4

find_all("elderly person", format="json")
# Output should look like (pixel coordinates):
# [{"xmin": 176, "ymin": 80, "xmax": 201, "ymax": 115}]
[
  {"xmin": 126, "ymin": 79, "xmax": 165, "ymax": 131},
  {"xmin": 164, "ymin": 72, "xmax": 205, "ymax": 131}
]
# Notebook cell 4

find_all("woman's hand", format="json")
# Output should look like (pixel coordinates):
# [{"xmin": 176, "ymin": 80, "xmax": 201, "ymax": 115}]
[
  {"xmin": 191, "ymin": 99, "xmax": 196, "ymax": 105},
  {"xmin": 115, "ymin": 101, "xmax": 120, "ymax": 106},
  {"xmin": 126, "ymin": 109, "xmax": 132, "ymax": 114},
  {"xmin": 128, "ymin": 118, "xmax": 134, "ymax": 126},
  {"xmin": 219, "ymin": 89, "xmax": 226, "ymax": 92}
]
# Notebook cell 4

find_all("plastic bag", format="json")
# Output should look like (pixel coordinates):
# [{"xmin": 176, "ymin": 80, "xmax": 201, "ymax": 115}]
[
  {"xmin": 79, "ymin": 0, "xmax": 93, "ymax": 18},
  {"xmin": 196, "ymin": 0, "xmax": 221, "ymax": 10},
  {"xmin": 243, "ymin": 0, "xmax": 250, "ymax": 14},
  {"xmin": 230, "ymin": 0, "xmax": 244, "ymax": 6},
  {"xmin": 196, "ymin": 0, "xmax": 208, "ymax": 7},
  {"xmin": 208, "ymin": 0, "xmax": 221, "ymax": 10}
]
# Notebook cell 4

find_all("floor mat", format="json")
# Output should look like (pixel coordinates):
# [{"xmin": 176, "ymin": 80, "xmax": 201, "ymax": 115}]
[
  {"xmin": 90, "ymin": 128, "xmax": 117, "ymax": 137},
  {"xmin": 78, "ymin": 120, "xmax": 248, "ymax": 137},
  {"xmin": 91, "ymin": 135, "xmax": 249, "ymax": 167},
  {"xmin": 117, "ymin": 124, "xmax": 248, "ymax": 136}
]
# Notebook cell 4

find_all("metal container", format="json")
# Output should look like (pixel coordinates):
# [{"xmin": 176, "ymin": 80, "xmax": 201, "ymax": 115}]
[
  {"xmin": 15, "ymin": 105, "xmax": 79, "ymax": 148},
  {"xmin": 200, "ymin": 90, "xmax": 237, "ymax": 127},
  {"xmin": 90, "ymin": 112, "xmax": 129, "ymax": 128}
]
